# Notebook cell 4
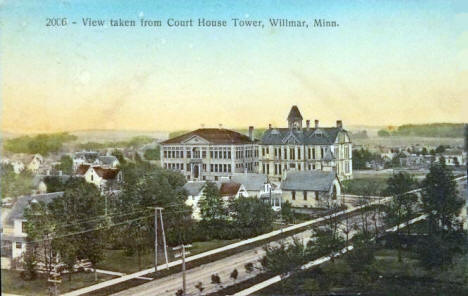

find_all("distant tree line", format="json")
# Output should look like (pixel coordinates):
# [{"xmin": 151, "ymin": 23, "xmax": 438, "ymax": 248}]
[
  {"xmin": 3, "ymin": 132, "xmax": 77, "ymax": 155},
  {"xmin": 378, "ymin": 123, "xmax": 464, "ymax": 138},
  {"xmin": 77, "ymin": 135, "xmax": 154, "ymax": 150}
]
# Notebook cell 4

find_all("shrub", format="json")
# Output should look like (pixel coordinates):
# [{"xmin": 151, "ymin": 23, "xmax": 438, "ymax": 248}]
[
  {"xmin": 230, "ymin": 268, "xmax": 238, "ymax": 281},
  {"xmin": 211, "ymin": 273, "xmax": 221, "ymax": 284},
  {"xmin": 245, "ymin": 262, "xmax": 254, "ymax": 273}
]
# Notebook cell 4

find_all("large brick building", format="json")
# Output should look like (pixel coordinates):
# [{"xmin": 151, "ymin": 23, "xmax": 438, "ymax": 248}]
[
  {"xmin": 160, "ymin": 128, "xmax": 259, "ymax": 181},
  {"xmin": 259, "ymin": 106, "xmax": 352, "ymax": 181}
]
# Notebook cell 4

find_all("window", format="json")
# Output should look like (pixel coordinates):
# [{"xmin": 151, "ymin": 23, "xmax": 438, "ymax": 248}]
[
  {"xmin": 315, "ymin": 192, "xmax": 319, "ymax": 201},
  {"xmin": 16, "ymin": 242, "xmax": 22, "ymax": 249},
  {"xmin": 91, "ymin": 174, "xmax": 93, "ymax": 181},
  {"xmin": 292, "ymin": 191, "xmax": 296, "ymax": 200},
  {"xmin": 22, "ymin": 222, "xmax": 27, "ymax": 233},
  {"xmin": 298, "ymin": 149, "xmax": 301, "ymax": 160},
  {"xmin": 303, "ymin": 191, "xmax": 307, "ymax": 200}
]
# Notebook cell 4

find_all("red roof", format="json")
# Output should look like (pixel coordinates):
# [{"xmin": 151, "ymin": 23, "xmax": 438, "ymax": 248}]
[
  {"xmin": 161, "ymin": 128, "xmax": 253, "ymax": 145},
  {"xmin": 93, "ymin": 167, "xmax": 120, "ymax": 180},
  {"xmin": 219, "ymin": 182, "xmax": 241, "ymax": 196},
  {"xmin": 76, "ymin": 164, "xmax": 90, "ymax": 175}
]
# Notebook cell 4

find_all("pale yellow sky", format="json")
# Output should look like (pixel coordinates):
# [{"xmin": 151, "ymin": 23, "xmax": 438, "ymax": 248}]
[{"xmin": 1, "ymin": 1, "xmax": 467, "ymax": 134}]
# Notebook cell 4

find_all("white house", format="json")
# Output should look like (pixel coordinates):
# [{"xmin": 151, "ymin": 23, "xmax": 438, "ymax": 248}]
[
  {"xmin": 1, "ymin": 192, "xmax": 64, "ymax": 266},
  {"xmin": 281, "ymin": 170, "xmax": 342, "ymax": 209},
  {"xmin": 182, "ymin": 180, "xmax": 248, "ymax": 220},
  {"xmin": 26, "ymin": 154, "xmax": 44, "ymax": 173},
  {"xmin": 75, "ymin": 164, "xmax": 122, "ymax": 192}
]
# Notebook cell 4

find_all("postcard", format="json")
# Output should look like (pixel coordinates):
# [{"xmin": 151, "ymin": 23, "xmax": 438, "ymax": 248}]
[{"xmin": 1, "ymin": 1, "xmax": 467, "ymax": 295}]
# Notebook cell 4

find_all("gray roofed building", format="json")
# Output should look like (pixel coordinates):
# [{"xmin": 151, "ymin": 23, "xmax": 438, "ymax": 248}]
[
  {"xmin": 281, "ymin": 170, "xmax": 337, "ymax": 192},
  {"xmin": 182, "ymin": 181, "xmax": 206, "ymax": 197},
  {"xmin": 5, "ymin": 192, "xmax": 64, "ymax": 226},
  {"xmin": 261, "ymin": 127, "xmax": 343, "ymax": 146},
  {"xmin": 230, "ymin": 173, "xmax": 267, "ymax": 192}
]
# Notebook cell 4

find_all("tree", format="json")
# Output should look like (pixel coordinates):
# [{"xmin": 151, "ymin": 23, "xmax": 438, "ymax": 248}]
[
  {"xmin": 111, "ymin": 150, "xmax": 126, "ymax": 165},
  {"xmin": 199, "ymin": 182, "xmax": 228, "ymax": 238},
  {"xmin": 421, "ymin": 162, "xmax": 463, "ymax": 233},
  {"xmin": 244, "ymin": 262, "xmax": 254, "ymax": 273},
  {"xmin": 211, "ymin": 273, "xmax": 221, "ymax": 284},
  {"xmin": 195, "ymin": 281, "xmax": 204, "ymax": 293},
  {"xmin": 261, "ymin": 238, "xmax": 311, "ymax": 275},
  {"xmin": 56, "ymin": 155, "xmax": 73, "ymax": 175},
  {"xmin": 144, "ymin": 147, "xmax": 160, "ymax": 160},
  {"xmin": 49, "ymin": 178, "xmax": 107, "ymax": 281},
  {"xmin": 44, "ymin": 176, "xmax": 67, "ymax": 193},
  {"xmin": 435, "ymin": 145, "xmax": 446, "ymax": 154},
  {"xmin": 416, "ymin": 161, "xmax": 467, "ymax": 270},
  {"xmin": 281, "ymin": 201, "xmax": 295, "ymax": 224},
  {"xmin": 24, "ymin": 200, "xmax": 57, "ymax": 277},
  {"xmin": 378, "ymin": 130, "xmax": 391, "ymax": 137},
  {"xmin": 1, "ymin": 164, "xmax": 34, "ymax": 199},
  {"xmin": 230, "ymin": 268, "xmax": 239, "ymax": 281},
  {"xmin": 345, "ymin": 231, "xmax": 376, "ymax": 272},
  {"xmin": 229, "ymin": 197, "xmax": 275, "ymax": 238},
  {"xmin": 384, "ymin": 172, "xmax": 417, "ymax": 262}
]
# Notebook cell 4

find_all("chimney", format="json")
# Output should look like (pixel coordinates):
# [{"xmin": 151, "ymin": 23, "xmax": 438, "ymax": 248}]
[
  {"xmin": 218, "ymin": 123, "xmax": 223, "ymax": 129},
  {"xmin": 248, "ymin": 126, "xmax": 254, "ymax": 141},
  {"xmin": 268, "ymin": 123, "xmax": 272, "ymax": 130},
  {"xmin": 336, "ymin": 120, "xmax": 343, "ymax": 128},
  {"xmin": 306, "ymin": 120, "xmax": 310, "ymax": 131},
  {"xmin": 315, "ymin": 119, "xmax": 319, "ymax": 129}
]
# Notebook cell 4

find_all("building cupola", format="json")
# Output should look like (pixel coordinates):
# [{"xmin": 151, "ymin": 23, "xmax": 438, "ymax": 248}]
[{"xmin": 287, "ymin": 105, "xmax": 303, "ymax": 130}]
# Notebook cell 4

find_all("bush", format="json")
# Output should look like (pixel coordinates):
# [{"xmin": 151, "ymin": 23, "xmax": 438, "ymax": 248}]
[
  {"xmin": 230, "ymin": 268, "xmax": 238, "ymax": 280},
  {"xmin": 211, "ymin": 273, "xmax": 221, "ymax": 284},
  {"xmin": 195, "ymin": 281, "xmax": 204, "ymax": 292},
  {"xmin": 245, "ymin": 262, "xmax": 254, "ymax": 273}
]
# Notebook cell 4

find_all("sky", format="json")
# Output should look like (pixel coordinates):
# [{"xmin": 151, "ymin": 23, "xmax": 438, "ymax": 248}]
[{"xmin": 1, "ymin": 0, "xmax": 467, "ymax": 133}]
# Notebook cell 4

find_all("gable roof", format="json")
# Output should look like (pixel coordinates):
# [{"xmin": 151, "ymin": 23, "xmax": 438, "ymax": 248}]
[
  {"xmin": 161, "ymin": 128, "xmax": 254, "ymax": 145},
  {"xmin": 6, "ymin": 192, "xmax": 64, "ymax": 226},
  {"xmin": 261, "ymin": 127, "xmax": 346, "ymax": 145},
  {"xmin": 76, "ymin": 164, "xmax": 90, "ymax": 175},
  {"xmin": 281, "ymin": 170, "xmax": 337, "ymax": 192},
  {"xmin": 98, "ymin": 155, "xmax": 119, "ymax": 165},
  {"xmin": 219, "ymin": 182, "xmax": 242, "ymax": 196},
  {"xmin": 183, "ymin": 181, "xmax": 206, "ymax": 196},
  {"xmin": 287, "ymin": 105, "xmax": 303, "ymax": 121},
  {"xmin": 230, "ymin": 173, "xmax": 267, "ymax": 191},
  {"xmin": 93, "ymin": 167, "xmax": 120, "ymax": 180}
]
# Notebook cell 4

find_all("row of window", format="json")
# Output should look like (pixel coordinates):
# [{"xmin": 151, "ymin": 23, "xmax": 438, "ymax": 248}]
[
  {"xmin": 263, "ymin": 163, "xmax": 320, "ymax": 175},
  {"xmin": 290, "ymin": 191, "xmax": 337, "ymax": 201},
  {"xmin": 262, "ymin": 146, "xmax": 326, "ymax": 160},
  {"xmin": 164, "ymin": 149, "xmax": 259, "ymax": 160}
]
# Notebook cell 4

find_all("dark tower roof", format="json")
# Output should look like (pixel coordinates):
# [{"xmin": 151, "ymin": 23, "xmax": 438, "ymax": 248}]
[{"xmin": 287, "ymin": 105, "xmax": 303, "ymax": 121}]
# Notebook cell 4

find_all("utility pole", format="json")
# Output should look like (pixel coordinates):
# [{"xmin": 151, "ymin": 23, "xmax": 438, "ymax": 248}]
[
  {"xmin": 149, "ymin": 207, "xmax": 169, "ymax": 272},
  {"xmin": 173, "ymin": 244, "xmax": 192, "ymax": 296}
]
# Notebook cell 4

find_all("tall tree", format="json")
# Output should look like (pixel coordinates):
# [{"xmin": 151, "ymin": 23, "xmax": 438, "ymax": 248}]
[
  {"xmin": 229, "ymin": 197, "xmax": 275, "ymax": 238},
  {"xmin": 416, "ymin": 161, "xmax": 467, "ymax": 271},
  {"xmin": 199, "ymin": 182, "xmax": 227, "ymax": 225},
  {"xmin": 384, "ymin": 172, "xmax": 417, "ymax": 262}
]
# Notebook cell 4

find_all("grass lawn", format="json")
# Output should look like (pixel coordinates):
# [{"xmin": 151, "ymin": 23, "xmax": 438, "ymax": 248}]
[
  {"xmin": 342, "ymin": 177, "xmax": 389, "ymax": 196},
  {"xmin": 97, "ymin": 239, "xmax": 240, "ymax": 274},
  {"xmin": 1, "ymin": 269, "xmax": 115, "ymax": 296}
]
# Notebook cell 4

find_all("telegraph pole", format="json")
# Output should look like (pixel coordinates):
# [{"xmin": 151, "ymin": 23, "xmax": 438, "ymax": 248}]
[
  {"xmin": 173, "ymin": 244, "xmax": 192, "ymax": 296},
  {"xmin": 149, "ymin": 207, "xmax": 169, "ymax": 273}
]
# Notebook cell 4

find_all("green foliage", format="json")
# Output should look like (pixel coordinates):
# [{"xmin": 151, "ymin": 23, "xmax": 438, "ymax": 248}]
[
  {"xmin": 44, "ymin": 176, "xmax": 68, "ymax": 193},
  {"xmin": 378, "ymin": 129, "xmax": 391, "ymax": 137},
  {"xmin": 377, "ymin": 123, "xmax": 464, "ymax": 138},
  {"xmin": 342, "ymin": 177, "xmax": 387, "ymax": 196},
  {"xmin": 143, "ymin": 147, "xmax": 160, "ymax": 160},
  {"xmin": 113, "ymin": 160, "xmax": 192, "ymax": 261},
  {"xmin": 352, "ymin": 148, "xmax": 380, "ymax": 170},
  {"xmin": 421, "ymin": 161, "xmax": 463, "ymax": 233},
  {"xmin": 281, "ymin": 201, "xmax": 296, "ymax": 224},
  {"xmin": 56, "ymin": 155, "xmax": 73, "ymax": 175},
  {"xmin": 78, "ymin": 136, "xmax": 153, "ymax": 150},
  {"xmin": 416, "ymin": 231, "xmax": 468, "ymax": 271},
  {"xmin": 199, "ymin": 182, "xmax": 228, "ymax": 224},
  {"xmin": 229, "ymin": 197, "xmax": 275, "ymax": 238},
  {"xmin": 384, "ymin": 172, "xmax": 418, "ymax": 262},
  {"xmin": 261, "ymin": 238, "xmax": 311, "ymax": 275},
  {"xmin": 3, "ymin": 132, "xmax": 77, "ymax": 155},
  {"xmin": 1, "ymin": 164, "xmax": 34, "ymax": 199},
  {"xmin": 345, "ymin": 232, "xmax": 376, "ymax": 271}
]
